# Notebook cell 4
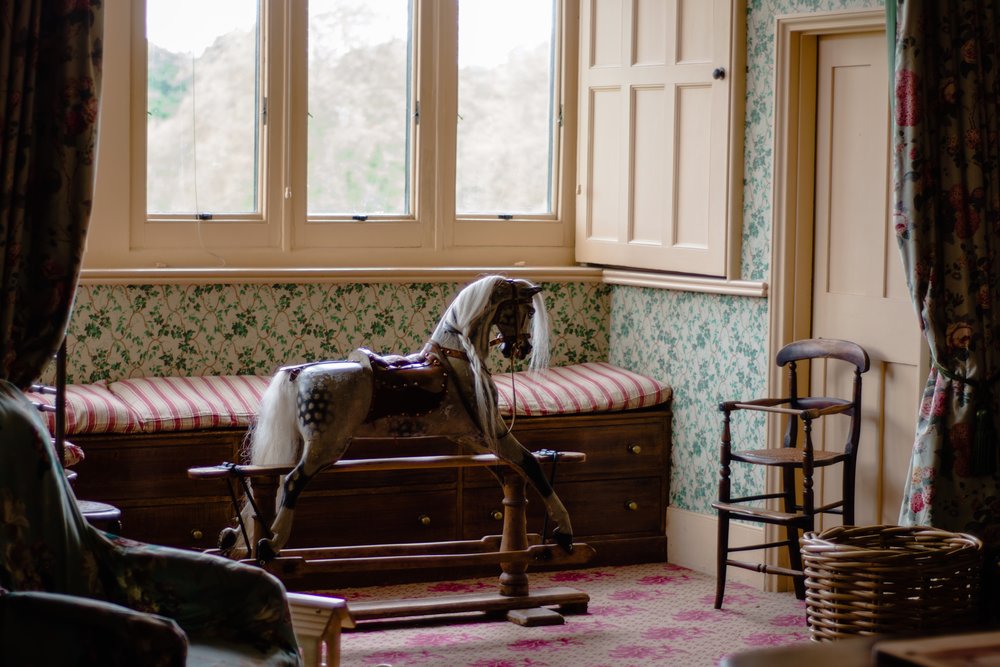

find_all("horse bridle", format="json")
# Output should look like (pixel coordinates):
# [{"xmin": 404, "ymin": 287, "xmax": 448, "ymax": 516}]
[{"xmin": 490, "ymin": 278, "xmax": 537, "ymax": 360}]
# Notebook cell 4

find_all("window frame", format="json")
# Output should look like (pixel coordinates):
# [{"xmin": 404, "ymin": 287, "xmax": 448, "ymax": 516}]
[{"xmin": 86, "ymin": 0, "xmax": 577, "ymax": 270}]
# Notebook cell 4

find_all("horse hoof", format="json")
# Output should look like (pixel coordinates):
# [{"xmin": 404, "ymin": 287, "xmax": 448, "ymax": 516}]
[
  {"xmin": 256, "ymin": 538, "xmax": 278, "ymax": 564},
  {"xmin": 553, "ymin": 528, "xmax": 574, "ymax": 553},
  {"xmin": 218, "ymin": 527, "xmax": 238, "ymax": 551}
]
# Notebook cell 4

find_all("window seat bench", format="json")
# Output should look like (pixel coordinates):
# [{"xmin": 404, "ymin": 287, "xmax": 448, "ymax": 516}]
[{"xmin": 30, "ymin": 362, "xmax": 672, "ymax": 582}]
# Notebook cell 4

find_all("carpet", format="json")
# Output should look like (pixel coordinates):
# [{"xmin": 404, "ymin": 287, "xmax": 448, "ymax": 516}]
[{"xmin": 329, "ymin": 563, "xmax": 810, "ymax": 667}]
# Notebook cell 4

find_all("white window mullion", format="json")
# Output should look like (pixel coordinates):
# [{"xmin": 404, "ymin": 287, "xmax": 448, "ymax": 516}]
[
  {"xmin": 284, "ymin": 0, "xmax": 307, "ymax": 253},
  {"xmin": 432, "ymin": 0, "xmax": 459, "ymax": 250}
]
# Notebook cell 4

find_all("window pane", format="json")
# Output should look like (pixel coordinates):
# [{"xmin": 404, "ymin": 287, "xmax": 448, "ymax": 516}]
[
  {"xmin": 456, "ymin": 0, "xmax": 556, "ymax": 215},
  {"xmin": 146, "ymin": 0, "xmax": 260, "ymax": 215},
  {"xmin": 308, "ymin": 0, "xmax": 412, "ymax": 216}
]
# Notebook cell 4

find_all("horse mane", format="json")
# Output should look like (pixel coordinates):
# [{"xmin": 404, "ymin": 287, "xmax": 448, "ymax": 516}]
[{"xmin": 431, "ymin": 276, "xmax": 550, "ymax": 447}]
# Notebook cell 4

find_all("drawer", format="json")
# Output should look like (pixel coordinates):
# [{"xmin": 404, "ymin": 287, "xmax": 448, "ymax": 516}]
[
  {"xmin": 462, "ymin": 476, "xmax": 664, "ymax": 540},
  {"xmin": 285, "ymin": 489, "xmax": 460, "ymax": 548},
  {"xmin": 116, "ymin": 499, "xmax": 234, "ymax": 550},
  {"xmin": 466, "ymin": 414, "xmax": 669, "ymax": 486},
  {"xmin": 73, "ymin": 433, "xmax": 239, "ymax": 501}
]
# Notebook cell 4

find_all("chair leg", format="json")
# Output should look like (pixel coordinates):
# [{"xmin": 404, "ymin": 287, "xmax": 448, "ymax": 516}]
[
  {"xmin": 785, "ymin": 524, "xmax": 805, "ymax": 600},
  {"xmin": 715, "ymin": 509, "xmax": 730, "ymax": 609},
  {"xmin": 843, "ymin": 465, "xmax": 856, "ymax": 526}
]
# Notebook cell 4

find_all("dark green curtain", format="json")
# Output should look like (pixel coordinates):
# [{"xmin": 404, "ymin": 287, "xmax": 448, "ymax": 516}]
[
  {"xmin": 0, "ymin": 1, "xmax": 103, "ymax": 388},
  {"xmin": 893, "ymin": 0, "xmax": 1000, "ymax": 545}
]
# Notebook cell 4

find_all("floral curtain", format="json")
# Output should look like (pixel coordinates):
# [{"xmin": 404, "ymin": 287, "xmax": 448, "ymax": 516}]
[
  {"xmin": 0, "ymin": 1, "xmax": 103, "ymax": 388},
  {"xmin": 893, "ymin": 0, "xmax": 1000, "ymax": 545}
]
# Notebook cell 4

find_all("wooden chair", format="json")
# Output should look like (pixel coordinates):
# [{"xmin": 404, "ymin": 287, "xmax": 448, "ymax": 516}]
[
  {"xmin": 712, "ymin": 338, "xmax": 870, "ymax": 608},
  {"xmin": 29, "ymin": 338, "xmax": 123, "ymax": 533}
]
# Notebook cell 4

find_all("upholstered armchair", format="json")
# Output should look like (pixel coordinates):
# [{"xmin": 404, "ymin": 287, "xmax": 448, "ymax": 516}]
[{"xmin": 0, "ymin": 380, "xmax": 302, "ymax": 666}]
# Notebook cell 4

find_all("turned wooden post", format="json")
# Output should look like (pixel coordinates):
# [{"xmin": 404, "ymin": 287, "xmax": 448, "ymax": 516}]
[{"xmin": 498, "ymin": 471, "xmax": 529, "ymax": 597}]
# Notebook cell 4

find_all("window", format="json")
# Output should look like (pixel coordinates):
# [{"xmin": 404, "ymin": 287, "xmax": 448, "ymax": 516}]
[
  {"xmin": 86, "ymin": 0, "xmax": 576, "ymax": 269},
  {"xmin": 145, "ymin": 0, "xmax": 262, "ymax": 218},
  {"xmin": 306, "ymin": 1, "xmax": 412, "ymax": 217},
  {"xmin": 456, "ymin": 0, "xmax": 556, "ymax": 216}
]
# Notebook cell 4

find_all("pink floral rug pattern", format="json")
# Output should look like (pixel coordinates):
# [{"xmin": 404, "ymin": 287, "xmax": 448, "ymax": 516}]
[{"xmin": 329, "ymin": 563, "xmax": 809, "ymax": 666}]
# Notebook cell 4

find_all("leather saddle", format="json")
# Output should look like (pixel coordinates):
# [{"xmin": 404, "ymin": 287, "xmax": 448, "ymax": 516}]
[{"xmin": 347, "ymin": 345, "xmax": 450, "ymax": 422}]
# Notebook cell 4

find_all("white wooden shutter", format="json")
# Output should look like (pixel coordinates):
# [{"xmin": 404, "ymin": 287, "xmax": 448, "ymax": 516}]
[{"xmin": 575, "ymin": 0, "xmax": 744, "ymax": 277}]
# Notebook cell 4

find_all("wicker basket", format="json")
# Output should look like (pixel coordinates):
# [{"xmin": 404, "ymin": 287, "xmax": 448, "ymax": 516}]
[{"xmin": 800, "ymin": 524, "xmax": 983, "ymax": 641}]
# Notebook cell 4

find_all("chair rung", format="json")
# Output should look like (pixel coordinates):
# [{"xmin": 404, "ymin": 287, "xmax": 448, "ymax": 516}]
[
  {"xmin": 727, "ymin": 540, "xmax": 791, "ymax": 554},
  {"xmin": 727, "ymin": 493, "xmax": 785, "ymax": 504},
  {"xmin": 815, "ymin": 502, "xmax": 843, "ymax": 513},
  {"xmin": 726, "ymin": 559, "xmax": 802, "ymax": 578},
  {"xmin": 712, "ymin": 502, "xmax": 809, "ymax": 526}
]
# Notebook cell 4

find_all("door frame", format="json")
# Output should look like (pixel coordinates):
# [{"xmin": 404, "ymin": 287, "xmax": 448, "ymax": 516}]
[{"xmin": 766, "ymin": 8, "xmax": 887, "ymax": 590}]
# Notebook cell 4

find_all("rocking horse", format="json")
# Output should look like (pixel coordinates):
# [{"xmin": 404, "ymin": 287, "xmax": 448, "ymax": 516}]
[{"xmin": 218, "ymin": 276, "xmax": 580, "ymax": 568}]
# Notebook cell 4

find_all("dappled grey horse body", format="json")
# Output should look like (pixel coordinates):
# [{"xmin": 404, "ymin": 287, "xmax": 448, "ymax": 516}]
[{"xmin": 221, "ymin": 276, "xmax": 574, "ymax": 561}]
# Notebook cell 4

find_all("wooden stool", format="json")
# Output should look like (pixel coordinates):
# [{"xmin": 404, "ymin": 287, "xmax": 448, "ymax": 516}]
[
  {"xmin": 78, "ymin": 499, "xmax": 123, "ymax": 534},
  {"xmin": 287, "ymin": 593, "xmax": 354, "ymax": 667}
]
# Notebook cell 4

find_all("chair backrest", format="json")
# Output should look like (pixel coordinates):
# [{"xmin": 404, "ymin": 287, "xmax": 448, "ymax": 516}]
[
  {"xmin": 27, "ymin": 339, "xmax": 67, "ymax": 466},
  {"xmin": 775, "ymin": 338, "xmax": 870, "ymax": 454}
]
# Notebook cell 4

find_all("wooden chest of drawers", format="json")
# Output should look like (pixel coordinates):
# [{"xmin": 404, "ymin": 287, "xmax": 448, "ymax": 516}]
[{"xmin": 71, "ymin": 404, "xmax": 671, "ymax": 580}]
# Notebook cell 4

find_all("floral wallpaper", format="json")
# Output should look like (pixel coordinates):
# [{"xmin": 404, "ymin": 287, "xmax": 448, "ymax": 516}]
[
  {"xmin": 61, "ymin": 281, "xmax": 610, "ymax": 385},
  {"xmin": 610, "ymin": 0, "xmax": 885, "ymax": 515},
  {"xmin": 610, "ymin": 290, "xmax": 769, "ymax": 513}
]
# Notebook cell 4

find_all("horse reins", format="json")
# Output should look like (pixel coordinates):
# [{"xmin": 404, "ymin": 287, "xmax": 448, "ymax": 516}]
[{"xmin": 500, "ymin": 278, "xmax": 526, "ymax": 438}]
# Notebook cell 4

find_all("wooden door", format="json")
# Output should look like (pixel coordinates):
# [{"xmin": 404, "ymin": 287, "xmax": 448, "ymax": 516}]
[{"xmin": 809, "ymin": 30, "xmax": 923, "ymax": 529}]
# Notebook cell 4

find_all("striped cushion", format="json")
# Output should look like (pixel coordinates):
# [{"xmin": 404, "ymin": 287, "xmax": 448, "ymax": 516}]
[
  {"xmin": 27, "ymin": 382, "xmax": 142, "ymax": 434},
  {"xmin": 32, "ymin": 364, "xmax": 670, "ymax": 437},
  {"xmin": 494, "ymin": 362, "xmax": 671, "ymax": 417},
  {"xmin": 108, "ymin": 375, "xmax": 271, "ymax": 432}
]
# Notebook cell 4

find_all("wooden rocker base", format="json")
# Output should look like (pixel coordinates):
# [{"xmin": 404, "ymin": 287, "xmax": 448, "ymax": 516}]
[
  {"xmin": 231, "ymin": 534, "xmax": 595, "ymax": 627},
  {"xmin": 191, "ymin": 449, "xmax": 594, "ymax": 626},
  {"xmin": 255, "ymin": 535, "xmax": 596, "ymax": 582},
  {"xmin": 348, "ymin": 586, "xmax": 590, "ymax": 627}
]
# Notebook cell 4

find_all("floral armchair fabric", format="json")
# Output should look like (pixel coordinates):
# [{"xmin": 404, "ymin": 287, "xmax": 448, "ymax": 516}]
[{"xmin": 0, "ymin": 380, "xmax": 301, "ymax": 666}]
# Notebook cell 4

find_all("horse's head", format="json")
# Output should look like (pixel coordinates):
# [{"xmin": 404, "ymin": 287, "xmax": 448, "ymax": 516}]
[
  {"xmin": 490, "ymin": 278, "xmax": 545, "ymax": 363},
  {"xmin": 432, "ymin": 275, "xmax": 550, "ymax": 372}
]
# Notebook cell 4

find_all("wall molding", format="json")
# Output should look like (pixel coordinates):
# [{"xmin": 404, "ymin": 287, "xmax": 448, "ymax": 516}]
[
  {"xmin": 602, "ymin": 269, "xmax": 767, "ymax": 297},
  {"xmin": 79, "ymin": 266, "xmax": 606, "ymax": 286},
  {"xmin": 82, "ymin": 264, "xmax": 769, "ymax": 297}
]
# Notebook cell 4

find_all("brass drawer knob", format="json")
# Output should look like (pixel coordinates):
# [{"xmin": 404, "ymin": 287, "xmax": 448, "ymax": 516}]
[
  {"xmin": 191, "ymin": 529, "xmax": 204, "ymax": 540},
  {"xmin": 418, "ymin": 514, "xmax": 432, "ymax": 526},
  {"xmin": 491, "ymin": 510, "xmax": 503, "ymax": 521},
  {"xmin": 625, "ymin": 501, "xmax": 639, "ymax": 511},
  {"xmin": 627, "ymin": 443, "xmax": 642, "ymax": 455}
]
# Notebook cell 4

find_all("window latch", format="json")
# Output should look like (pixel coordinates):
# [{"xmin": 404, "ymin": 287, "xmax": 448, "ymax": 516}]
[
  {"xmin": 197, "ymin": 213, "xmax": 213, "ymax": 221},
  {"xmin": 352, "ymin": 214, "xmax": 369, "ymax": 221},
  {"xmin": 498, "ymin": 214, "xmax": 513, "ymax": 220}
]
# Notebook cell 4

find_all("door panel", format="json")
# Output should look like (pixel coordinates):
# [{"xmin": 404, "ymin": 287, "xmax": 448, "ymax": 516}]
[{"xmin": 810, "ymin": 31, "xmax": 920, "ymax": 529}]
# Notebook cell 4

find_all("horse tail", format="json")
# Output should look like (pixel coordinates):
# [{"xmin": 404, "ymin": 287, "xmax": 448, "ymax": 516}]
[
  {"xmin": 247, "ymin": 369, "xmax": 302, "ymax": 466},
  {"xmin": 225, "ymin": 370, "xmax": 302, "ymax": 558}
]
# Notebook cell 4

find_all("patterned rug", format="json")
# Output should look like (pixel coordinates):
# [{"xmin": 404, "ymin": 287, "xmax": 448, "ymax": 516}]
[{"xmin": 328, "ymin": 563, "xmax": 810, "ymax": 666}]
